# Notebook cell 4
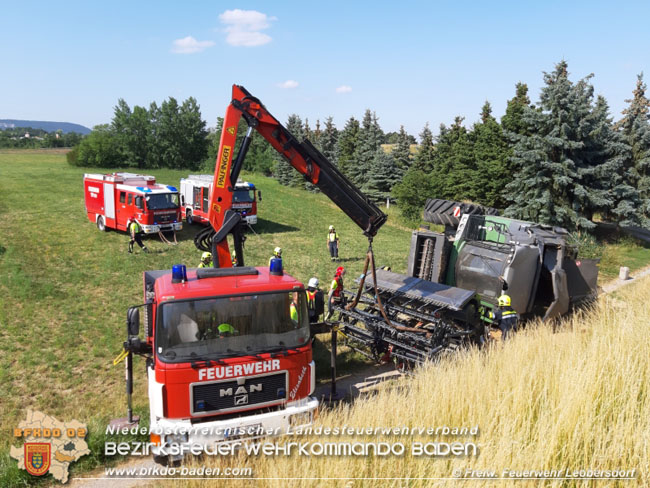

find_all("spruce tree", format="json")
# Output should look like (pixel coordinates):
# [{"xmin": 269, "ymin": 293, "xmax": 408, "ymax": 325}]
[
  {"xmin": 337, "ymin": 116, "xmax": 360, "ymax": 177},
  {"xmin": 505, "ymin": 61, "xmax": 606, "ymax": 231},
  {"xmin": 428, "ymin": 117, "xmax": 472, "ymax": 201},
  {"xmin": 501, "ymin": 82, "xmax": 532, "ymax": 136},
  {"xmin": 392, "ymin": 169, "xmax": 435, "ymax": 223},
  {"xmin": 273, "ymin": 114, "xmax": 303, "ymax": 186},
  {"xmin": 413, "ymin": 123, "xmax": 435, "ymax": 173},
  {"xmin": 392, "ymin": 125, "xmax": 413, "ymax": 176},
  {"xmin": 351, "ymin": 110, "xmax": 383, "ymax": 187},
  {"xmin": 364, "ymin": 148, "xmax": 399, "ymax": 201},
  {"xmin": 320, "ymin": 116, "xmax": 339, "ymax": 165},
  {"xmin": 589, "ymin": 95, "xmax": 639, "ymax": 226},
  {"xmin": 473, "ymin": 101, "xmax": 511, "ymax": 208},
  {"xmin": 616, "ymin": 73, "xmax": 650, "ymax": 224}
]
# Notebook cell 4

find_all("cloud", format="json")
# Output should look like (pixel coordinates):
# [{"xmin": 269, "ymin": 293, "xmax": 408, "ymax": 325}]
[
  {"xmin": 277, "ymin": 80, "xmax": 299, "ymax": 89},
  {"xmin": 336, "ymin": 85, "xmax": 352, "ymax": 94},
  {"xmin": 171, "ymin": 36, "xmax": 215, "ymax": 54},
  {"xmin": 219, "ymin": 9, "xmax": 276, "ymax": 47}
]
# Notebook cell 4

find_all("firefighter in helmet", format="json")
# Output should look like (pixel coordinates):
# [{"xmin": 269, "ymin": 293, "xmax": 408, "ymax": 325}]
[
  {"xmin": 198, "ymin": 251, "xmax": 212, "ymax": 268},
  {"xmin": 326, "ymin": 225, "xmax": 340, "ymax": 261},
  {"xmin": 326, "ymin": 266, "xmax": 346, "ymax": 319},
  {"xmin": 127, "ymin": 218, "xmax": 148, "ymax": 254},
  {"xmin": 269, "ymin": 246, "xmax": 282, "ymax": 265},
  {"xmin": 306, "ymin": 277, "xmax": 325, "ymax": 323},
  {"xmin": 489, "ymin": 294, "xmax": 519, "ymax": 340}
]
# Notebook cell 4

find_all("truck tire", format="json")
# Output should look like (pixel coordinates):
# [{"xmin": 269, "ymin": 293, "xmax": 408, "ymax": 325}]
[
  {"xmin": 186, "ymin": 209, "xmax": 193, "ymax": 225},
  {"xmin": 96, "ymin": 216, "xmax": 107, "ymax": 232}
]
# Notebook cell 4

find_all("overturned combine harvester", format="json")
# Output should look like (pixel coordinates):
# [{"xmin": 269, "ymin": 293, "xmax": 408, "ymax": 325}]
[{"xmin": 332, "ymin": 199, "xmax": 599, "ymax": 368}]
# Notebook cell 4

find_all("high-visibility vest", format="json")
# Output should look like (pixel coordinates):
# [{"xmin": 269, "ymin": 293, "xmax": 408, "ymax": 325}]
[
  {"xmin": 306, "ymin": 290, "xmax": 316, "ymax": 309},
  {"xmin": 330, "ymin": 276, "xmax": 343, "ymax": 298},
  {"xmin": 290, "ymin": 302, "xmax": 298, "ymax": 321},
  {"xmin": 328, "ymin": 231, "xmax": 339, "ymax": 242},
  {"xmin": 129, "ymin": 221, "xmax": 141, "ymax": 234}
]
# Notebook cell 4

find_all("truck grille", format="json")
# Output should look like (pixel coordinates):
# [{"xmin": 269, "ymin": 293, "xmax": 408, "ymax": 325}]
[
  {"xmin": 191, "ymin": 372, "xmax": 287, "ymax": 415},
  {"xmin": 154, "ymin": 213, "xmax": 175, "ymax": 224}
]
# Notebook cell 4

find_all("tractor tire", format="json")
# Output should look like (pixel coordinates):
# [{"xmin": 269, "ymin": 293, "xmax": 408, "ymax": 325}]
[
  {"xmin": 186, "ymin": 209, "xmax": 193, "ymax": 225},
  {"xmin": 97, "ymin": 216, "xmax": 106, "ymax": 232}
]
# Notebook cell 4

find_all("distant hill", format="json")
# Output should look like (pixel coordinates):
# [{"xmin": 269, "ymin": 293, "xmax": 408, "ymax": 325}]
[{"xmin": 0, "ymin": 119, "xmax": 91, "ymax": 135}]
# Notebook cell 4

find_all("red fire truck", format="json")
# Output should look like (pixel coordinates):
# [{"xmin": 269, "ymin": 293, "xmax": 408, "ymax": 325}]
[
  {"xmin": 180, "ymin": 175, "xmax": 260, "ymax": 225},
  {"xmin": 117, "ymin": 85, "xmax": 387, "ymax": 465},
  {"xmin": 83, "ymin": 172, "xmax": 183, "ymax": 234}
]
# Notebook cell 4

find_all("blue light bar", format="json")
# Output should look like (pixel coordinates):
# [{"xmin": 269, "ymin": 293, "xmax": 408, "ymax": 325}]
[
  {"xmin": 136, "ymin": 186, "xmax": 152, "ymax": 193},
  {"xmin": 167, "ymin": 185, "xmax": 178, "ymax": 192},
  {"xmin": 171, "ymin": 264, "xmax": 187, "ymax": 283}
]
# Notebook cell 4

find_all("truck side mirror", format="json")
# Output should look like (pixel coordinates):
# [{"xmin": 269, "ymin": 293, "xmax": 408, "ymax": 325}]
[
  {"xmin": 257, "ymin": 190, "xmax": 262, "ymax": 201},
  {"xmin": 127, "ymin": 307, "xmax": 140, "ymax": 336}
]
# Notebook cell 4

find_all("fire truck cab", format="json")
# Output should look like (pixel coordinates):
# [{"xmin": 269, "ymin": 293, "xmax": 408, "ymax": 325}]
[
  {"xmin": 180, "ymin": 174, "xmax": 259, "ymax": 226},
  {"xmin": 136, "ymin": 264, "xmax": 317, "ymax": 462},
  {"xmin": 84, "ymin": 172, "xmax": 182, "ymax": 234}
]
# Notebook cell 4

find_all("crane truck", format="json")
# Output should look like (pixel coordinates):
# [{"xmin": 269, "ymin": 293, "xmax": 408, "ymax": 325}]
[{"xmin": 115, "ymin": 85, "xmax": 387, "ymax": 465}]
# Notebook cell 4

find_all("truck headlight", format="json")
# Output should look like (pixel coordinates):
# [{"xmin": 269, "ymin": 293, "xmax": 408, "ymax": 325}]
[{"xmin": 165, "ymin": 433, "xmax": 189, "ymax": 445}]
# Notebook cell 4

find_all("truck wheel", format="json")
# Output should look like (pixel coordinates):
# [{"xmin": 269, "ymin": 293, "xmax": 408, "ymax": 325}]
[
  {"xmin": 96, "ymin": 216, "xmax": 107, "ymax": 232},
  {"xmin": 186, "ymin": 209, "xmax": 193, "ymax": 225}
]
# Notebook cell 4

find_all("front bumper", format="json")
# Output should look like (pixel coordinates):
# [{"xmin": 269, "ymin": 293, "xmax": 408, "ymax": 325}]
[
  {"xmin": 141, "ymin": 222, "xmax": 182, "ymax": 234},
  {"xmin": 151, "ymin": 396, "xmax": 318, "ymax": 460}
]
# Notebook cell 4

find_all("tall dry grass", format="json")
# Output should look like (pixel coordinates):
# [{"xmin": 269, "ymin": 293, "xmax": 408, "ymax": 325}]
[{"xmin": 178, "ymin": 277, "xmax": 649, "ymax": 487}]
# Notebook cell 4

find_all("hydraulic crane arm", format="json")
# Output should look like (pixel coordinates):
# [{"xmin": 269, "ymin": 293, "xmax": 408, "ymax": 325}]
[{"xmin": 196, "ymin": 84, "xmax": 387, "ymax": 268}]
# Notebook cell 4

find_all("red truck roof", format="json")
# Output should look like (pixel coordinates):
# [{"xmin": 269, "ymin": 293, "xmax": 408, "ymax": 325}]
[{"xmin": 151, "ymin": 267, "xmax": 304, "ymax": 302}]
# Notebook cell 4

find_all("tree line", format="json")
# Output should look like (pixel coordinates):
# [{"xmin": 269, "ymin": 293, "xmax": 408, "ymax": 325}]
[
  {"xmin": 0, "ymin": 127, "xmax": 83, "ymax": 148},
  {"xmin": 66, "ymin": 60, "xmax": 650, "ymax": 232},
  {"xmin": 67, "ymin": 97, "xmax": 209, "ymax": 169}
]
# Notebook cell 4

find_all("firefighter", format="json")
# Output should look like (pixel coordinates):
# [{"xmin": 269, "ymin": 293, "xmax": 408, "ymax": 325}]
[
  {"xmin": 269, "ymin": 247, "xmax": 282, "ymax": 265},
  {"xmin": 306, "ymin": 277, "xmax": 325, "ymax": 323},
  {"xmin": 198, "ymin": 252, "xmax": 212, "ymax": 268},
  {"xmin": 231, "ymin": 250, "xmax": 238, "ymax": 267},
  {"xmin": 289, "ymin": 292, "xmax": 299, "ymax": 323},
  {"xmin": 326, "ymin": 225, "xmax": 340, "ymax": 261},
  {"xmin": 127, "ymin": 218, "xmax": 148, "ymax": 254},
  {"xmin": 490, "ymin": 294, "xmax": 519, "ymax": 340},
  {"xmin": 326, "ymin": 266, "xmax": 346, "ymax": 319}
]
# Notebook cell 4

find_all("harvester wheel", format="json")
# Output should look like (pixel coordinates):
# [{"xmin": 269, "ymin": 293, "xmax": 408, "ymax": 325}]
[
  {"xmin": 186, "ymin": 209, "xmax": 193, "ymax": 225},
  {"xmin": 96, "ymin": 216, "xmax": 106, "ymax": 232}
]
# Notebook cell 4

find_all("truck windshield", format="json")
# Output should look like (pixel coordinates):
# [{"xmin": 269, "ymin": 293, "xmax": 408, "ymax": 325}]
[
  {"xmin": 156, "ymin": 291, "xmax": 310, "ymax": 362},
  {"xmin": 145, "ymin": 193, "xmax": 179, "ymax": 210},
  {"xmin": 233, "ymin": 189, "xmax": 254, "ymax": 203}
]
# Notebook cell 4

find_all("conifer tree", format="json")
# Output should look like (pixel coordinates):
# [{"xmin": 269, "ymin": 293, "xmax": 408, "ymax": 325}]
[
  {"xmin": 392, "ymin": 125, "xmax": 413, "ymax": 176},
  {"xmin": 337, "ymin": 116, "xmax": 360, "ymax": 177},
  {"xmin": 351, "ymin": 110, "xmax": 383, "ymax": 187},
  {"xmin": 320, "ymin": 116, "xmax": 339, "ymax": 165},
  {"xmin": 505, "ymin": 61, "xmax": 610, "ymax": 231},
  {"xmin": 616, "ymin": 73, "xmax": 650, "ymax": 224},
  {"xmin": 501, "ymin": 82, "xmax": 532, "ymax": 136},
  {"xmin": 412, "ymin": 123, "xmax": 435, "ymax": 173},
  {"xmin": 364, "ymin": 148, "xmax": 399, "ymax": 201},
  {"xmin": 473, "ymin": 101, "xmax": 511, "ymax": 208},
  {"xmin": 273, "ymin": 114, "xmax": 303, "ymax": 186}
]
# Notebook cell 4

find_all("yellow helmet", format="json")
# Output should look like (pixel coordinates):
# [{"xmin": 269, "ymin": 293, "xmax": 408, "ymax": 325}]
[
  {"xmin": 498, "ymin": 295, "xmax": 511, "ymax": 307},
  {"xmin": 201, "ymin": 251, "xmax": 212, "ymax": 261}
]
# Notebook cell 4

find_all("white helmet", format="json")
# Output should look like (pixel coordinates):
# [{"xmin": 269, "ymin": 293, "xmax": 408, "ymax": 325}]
[
  {"xmin": 329, "ymin": 225, "xmax": 334, "ymax": 231},
  {"xmin": 308, "ymin": 277, "xmax": 319, "ymax": 288},
  {"xmin": 274, "ymin": 246, "xmax": 282, "ymax": 257}
]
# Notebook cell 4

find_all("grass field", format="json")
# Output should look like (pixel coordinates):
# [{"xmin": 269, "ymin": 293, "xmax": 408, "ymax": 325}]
[
  {"xmin": 0, "ymin": 149, "xmax": 414, "ymax": 485},
  {"xmin": 177, "ymin": 275, "xmax": 649, "ymax": 487},
  {"xmin": 1, "ymin": 149, "xmax": 649, "ymax": 486}
]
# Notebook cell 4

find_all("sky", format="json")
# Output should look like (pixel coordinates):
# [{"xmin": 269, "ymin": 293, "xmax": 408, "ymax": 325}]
[{"xmin": 1, "ymin": 1, "xmax": 649, "ymax": 139}]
